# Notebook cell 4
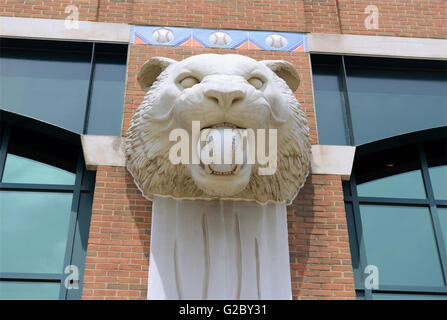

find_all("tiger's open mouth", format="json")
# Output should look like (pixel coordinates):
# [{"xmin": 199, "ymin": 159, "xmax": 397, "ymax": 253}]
[{"xmin": 198, "ymin": 123, "xmax": 249, "ymax": 176}]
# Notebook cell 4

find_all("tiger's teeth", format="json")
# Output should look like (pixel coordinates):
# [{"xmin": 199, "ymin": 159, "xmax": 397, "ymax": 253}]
[
  {"xmin": 197, "ymin": 124, "xmax": 248, "ymax": 176},
  {"xmin": 207, "ymin": 164, "xmax": 241, "ymax": 175}
]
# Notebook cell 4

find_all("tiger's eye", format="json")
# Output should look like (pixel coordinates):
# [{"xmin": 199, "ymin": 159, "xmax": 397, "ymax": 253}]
[
  {"xmin": 180, "ymin": 76, "xmax": 199, "ymax": 89},
  {"xmin": 248, "ymin": 77, "xmax": 264, "ymax": 89}
]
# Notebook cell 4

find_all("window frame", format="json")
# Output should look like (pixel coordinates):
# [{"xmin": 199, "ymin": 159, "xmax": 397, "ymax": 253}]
[
  {"xmin": 0, "ymin": 110, "xmax": 96, "ymax": 300},
  {"xmin": 344, "ymin": 127, "xmax": 447, "ymax": 299},
  {"xmin": 310, "ymin": 54, "xmax": 447, "ymax": 147},
  {"xmin": 0, "ymin": 38, "xmax": 128, "ymax": 136}
]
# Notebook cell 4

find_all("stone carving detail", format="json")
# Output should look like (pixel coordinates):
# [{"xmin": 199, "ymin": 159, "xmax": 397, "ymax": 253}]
[
  {"xmin": 208, "ymin": 31, "xmax": 232, "ymax": 46},
  {"xmin": 265, "ymin": 34, "xmax": 288, "ymax": 49},
  {"xmin": 148, "ymin": 197, "xmax": 292, "ymax": 299},
  {"xmin": 125, "ymin": 54, "xmax": 310, "ymax": 300},
  {"xmin": 152, "ymin": 28, "xmax": 174, "ymax": 44},
  {"xmin": 125, "ymin": 54, "xmax": 311, "ymax": 205}
]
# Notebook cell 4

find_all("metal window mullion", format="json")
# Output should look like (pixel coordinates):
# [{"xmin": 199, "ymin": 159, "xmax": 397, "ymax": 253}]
[
  {"xmin": 340, "ymin": 56, "xmax": 355, "ymax": 146},
  {"xmin": 58, "ymin": 152, "xmax": 84, "ymax": 300},
  {"xmin": 344, "ymin": 202, "xmax": 364, "ymax": 291},
  {"xmin": 357, "ymin": 197, "xmax": 429, "ymax": 206},
  {"xmin": 0, "ymin": 183, "xmax": 76, "ymax": 192},
  {"xmin": 418, "ymin": 144, "xmax": 447, "ymax": 286},
  {"xmin": 435, "ymin": 200, "xmax": 447, "ymax": 206},
  {"xmin": 0, "ymin": 124, "xmax": 11, "ymax": 181},
  {"xmin": 0, "ymin": 272, "xmax": 62, "ymax": 282},
  {"xmin": 82, "ymin": 42, "xmax": 96, "ymax": 135},
  {"xmin": 349, "ymin": 174, "xmax": 373, "ymax": 299},
  {"xmin": 373, "ymin": 284, "xmax": 447, "ymax": 294}
]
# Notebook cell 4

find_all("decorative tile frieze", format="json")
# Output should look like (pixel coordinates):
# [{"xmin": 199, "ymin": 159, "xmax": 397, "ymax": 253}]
[{"xmin": 131, "ymin": 25, "xmax": 307, "ymax": 52}]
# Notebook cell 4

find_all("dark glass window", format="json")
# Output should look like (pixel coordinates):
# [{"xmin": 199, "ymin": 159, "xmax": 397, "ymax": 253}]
[
  {"xmin": 426, "ymin": 138, "xmax": 447, "ymax": 201},
  {"xmin": 355, "ymin": 144, "xmax": 426, "ymax": 199},
  {"xmin": 310, "ymin": 55, "xmax": 349, "ymax": 145},
  {"xmin": 311, "ymin": 55, "xmax": 447, "ymax": 146},
  {"xmin": 0, "ymin": 281, "xmax": 61, "ymax": 300},
  {"xmin": 372, "ymin": 293, "xmax": 447, "ymax": 300},
  {"xmin": 0, "ymin": 111, "xmax": 96, "ymax": 300},
  {"xmin": 85, "ymin": 44, "xmax": 128, "ymax": 135},
  {"xmin": 359, "ymin": 204, "xmax": 443, "ymax": 287},
  {"xmin": 0, "ymin": 38, "xmax": 128, "ymax": 136},
  {"xmin": 346, "ymin": 57, "xmax": 447, "ymax": 145},
  {"xmin": 3, "ymin": 126, "xmax": 77, "ymax": 185},
  {"xmin": 344, "ymin": 128, "xmax": 447, "ymax": 300}
]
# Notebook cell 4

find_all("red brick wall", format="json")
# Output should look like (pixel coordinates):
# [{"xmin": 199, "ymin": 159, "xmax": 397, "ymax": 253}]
[
  {"xmin": 304, "ymin": 0, "xmax": 447, "ymax": 39},
  {"xmin": 0, "ymin": 0, "xmax": 306, "ymax": 30},
  {"xmin": 0, "ymin": 0, "xmax": 133, "ymax": 23},
  {"xmin": 338, "ymin": 0, "xmax": 447, "ymax": 39},
  {"xmin": 2, "ymin": 0, "xmax": 445, "ymax": 38},
  {"xmin": 82, "ymin": 166, "xmax": 151, "ymax": 300},
  {"xmin": 82, "ymin": 172, "xmax": 355, "ymax": 300},
  {"xmin": 304, "ymin": 0, "xmax": 342, "ymax": 34},
  {"xmin": 289, "ymin": 175, "xmax": 355, "ymax": 300},
  {"xmin": 0, "ymin": 0, "xmax": 99, "ymax": 21},
  {"xmin": 82, "ymin": 44, "xmax": 355, "ymax": 300},
  {"xmin": 130, "ymin": 0, "xmax": 306, "ymax": 32},
  {"xmin": 96, "ymin": 0, "xmax": 132, "ymax": 23},
  {"xmin": 9, "ymin": 0, "xmax": 443, "ymax": 302}
]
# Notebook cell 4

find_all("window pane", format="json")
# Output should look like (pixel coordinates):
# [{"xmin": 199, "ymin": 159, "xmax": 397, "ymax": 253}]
[
  {"xmin": 2, "ymin": 154, "xmax": 75, "ymax": 185},
  {"xmin": 311, "ymin": 56, "xmax": 349, "ymax": 145},
  {"xmin": 345, "ymin": 203, "xmax": 363, "ymax": 288},
  {"xmin": 355, "ymin": 291, "xmax": 365, "ymax": 300},
  {"xmin": 345, "ymin": 57, "xmax": 447, "ymax": 145},
  {"xmin": 0, "ymin": 191, "xmax": 73, "ymax": 273},
  {"xmin": 359, "ymin": 205, "xmax": 444, "ymax": 287},
  {"xmin": 429, "ymin": 166, "xmax": 447, "ymax": 200},
  {"xmin": 357, "ymin": 170, "xmax": 426, "ymax": 199},
  {"xmin": 426, "ymin": 138, "xmax": 447, "ymax": 200},
  {"xmin": 0, "ymin": 281, "xmax": 60, "ymax": 300},
  {"xmin": 372, "ymin": 293, "xmax": 447, "ymax": 300},
  {"xmin": 0, "ymin": 39, "xmax": 91, "ymax": 134},
  {"xmin": 1, "ymin": 126, "xmax": 77, "ymax": 184},
  {"xmin": 356, "ymin": 145, "xmax": 426, "ymax": 199},
  {"xmin": 86, "ymin": 49, "xmax": 127, "ymax": 136},
  {"xmin": 437, "ymin": 208, "xmax": 447, "ymax": 254}
]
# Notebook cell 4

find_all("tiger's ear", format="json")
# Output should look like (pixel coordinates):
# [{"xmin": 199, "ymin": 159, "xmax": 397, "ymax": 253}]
[
  {"xmin": 261, "ymin": 60, "xmax": 300, "ymax": 92},
  {"xmin": 137, "ymin": 57, "xmax": 177, "ymax": 91}
]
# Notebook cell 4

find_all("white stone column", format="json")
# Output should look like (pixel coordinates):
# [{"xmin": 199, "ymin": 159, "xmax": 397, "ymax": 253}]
[{"xmin": 147, "ymin": 196, "xmax": 292, "ymax": 300}]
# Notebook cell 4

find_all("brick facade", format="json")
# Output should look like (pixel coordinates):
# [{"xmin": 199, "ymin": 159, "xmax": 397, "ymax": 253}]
[
  {"xmin": 289, "ymin": 175, "xmax": 355, "ymax": 299},
  {"xmin": 3, "ymin": 0, "xmax": 443, "ymax": 301},
  {"xmin": 82, "ymin": 170, "xmax": 355, "ymax": 300},
  {"xmin": 304, "ymin": 0, "xmax": 447, "ymax": 38},
  {"xmin": 82, "ymin": 44, "xmax": 354, "ymax": 299},
  {"xmin": 2, "ymin": 0, "xmax": 446, "ymax": 38},
  {"xmin": 82, "ymin": 166, "xmax": 151, "ymax": 300}
]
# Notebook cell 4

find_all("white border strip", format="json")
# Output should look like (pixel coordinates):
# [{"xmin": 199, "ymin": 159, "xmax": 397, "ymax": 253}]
[
  {"xmin": 81, "ymin": 135, "xmax": 355, "ymax": 179},
  {"xmin": 2, "ymin": 17, "xmax": 446, "ymax": 60},
  {"xmin": 81, "ymin": 135, "xmax": 126, "ymax": 170},
  {"xmin": 0, "ymin": 17, "xmax": 130, "ymax": 43},
  {"xmin": 308, "ymin": 33, "xmax": 447, "ymax": 60},
  {"xmin": 311, "ymin": 145, "xmax": 356, "ymax": 181}
]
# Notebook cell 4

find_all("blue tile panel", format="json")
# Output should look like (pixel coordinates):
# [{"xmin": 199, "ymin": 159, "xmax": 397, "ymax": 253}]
[{"xmin": 131, "ymin": 25, "xmax": 308, "ymax": 52}]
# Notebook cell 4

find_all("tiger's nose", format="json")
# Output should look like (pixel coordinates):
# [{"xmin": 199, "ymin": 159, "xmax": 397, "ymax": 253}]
[{"xmin": 204, "ymin": 87, "xmax": 245, "ymax": 110}]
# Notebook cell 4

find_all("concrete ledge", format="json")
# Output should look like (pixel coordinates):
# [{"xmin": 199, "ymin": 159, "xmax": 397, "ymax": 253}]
[
  {"xmin": 81, "ymin": 135, "xmax": 126, "ymax": 170},
  {"xmin": 82, "ymin": 135, "xmax": 356, "ymax": 179},
  {"xmin": 0, "ymin": 17, "xmax": 130, "ymax": 43},
  {"xmin": 310, "ymin": 145, "xmax": 356, "ymax": 180},
  {"xmin": 308, "ymin": 33, "xmax": 447, "ymax": 60}
]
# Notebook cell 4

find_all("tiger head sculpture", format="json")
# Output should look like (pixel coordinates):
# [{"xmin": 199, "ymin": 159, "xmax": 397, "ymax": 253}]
[{"xmin": 126, "ymin": 54, "xmax": 310, "ymax": 205}]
